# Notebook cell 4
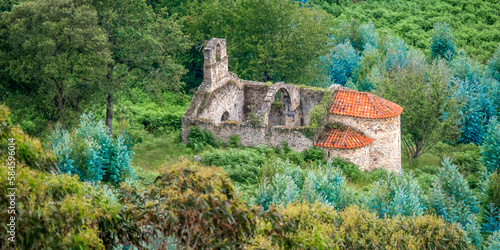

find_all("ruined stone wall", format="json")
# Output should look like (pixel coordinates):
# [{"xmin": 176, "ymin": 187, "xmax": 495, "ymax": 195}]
[
  {"xmin": 267, "ymin": 126, "xmax": 313, "ymax": 151},
  {"xmin": 197, "ymin": 80, "xmax": 244, "ymax": 124},
  {"xmin": 268, "ymin": 106, "xmax": 285, "ymax": 126},
  {"xmin": 299, "ymin": 88, "xmax": 325, "ymax": 126},
  {"xmin": 328, "ymin": 114, "xmax": 401, "ymax": 171},
  {"xmin": 324, "ymin": 146, "xmax": 372, "ymax": 171},
  {"xmin": 183, "ymin": 118, "xmax": 313, "ymax": 152},
  {"xmin": 243, "ymin": 82, "xmax": 269, "ymax": 120}
]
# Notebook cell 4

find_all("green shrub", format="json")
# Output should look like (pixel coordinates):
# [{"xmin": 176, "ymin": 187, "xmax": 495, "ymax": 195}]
[
  {"xmin": 0, "ymin": 105, "xmax": 58, "ymax": 173},
  {"xmin": 428, "ymin": 159, "xmax": 479, "ymax": 230},
  {"xmin": 253, "ymin": 202, "xmax": 470, "ymax": 249},
  {"xmin": 48, "ymin": 113, "xmax": 135, "ymax": 185},
  {"xmin": 229, "ymin": 134, "xmax": 240, "ymax": 147},
  {"xmin": 486, "ymin": 172, "xmax": 500, "ymax": 210},
  {"xmin": 202, "ymin": 148, "xmax": 267, "ymax": 168},
  {"xmin": 301, "ymin": 146, "xmax": 326, "ymax": 163},
  {"xmin": 0, "ymin": 164, "xmax": 122, "ymax": 249},
  {"xmin": 481, "ymin": 118, "xmax": 500, "ymax": 173},
  {"xmin": 256, "ymin": 160, "xmax": 352, "ymax": 210},
  {"xmin": 118, "ymin": 159, "xmax": 258, "ymax": 249},
  {"xmin": 187, "ymin": 126, "xmax": 217, "ymax": 151},
  {"xmin": 201, "ymin": 148, "xmax": 267, "ymax": 185},
  {"xmin": 330, "ymin": 157, "xmax": 363, "ymax": 182},
  {"xmin": 365, "ymin": 171, "xmax": 427, "ymax": 218}
]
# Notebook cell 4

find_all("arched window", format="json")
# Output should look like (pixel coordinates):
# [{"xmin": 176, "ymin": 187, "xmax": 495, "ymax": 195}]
[
  {"xmin": 221, "ymin": 111, "xmax": 229, "ymax": 122},
  {"xmin": 216, "ymin": 43, "xmax": 221, "ymax": 61}
]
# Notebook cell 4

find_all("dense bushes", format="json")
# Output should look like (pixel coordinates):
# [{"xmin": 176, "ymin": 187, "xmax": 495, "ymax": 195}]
[
  {"xmin": 253, "ymin": 202, "xmax": 470, "ymax": 249},
  {"xmin": 481, "ymin": 118, "xmax": 500, "ymax": 173},
  {"xmin": 365, "ymin": 171, "xmax": 427, "ymax": 218},
  {"xmin": 256, "ymin": 159, "xmax": 352, "ymax": 210},
  {"xmin": 49, "ymin": 112, "xmax": 135, "ymax": 184},
  {"xmin": 117, "ymin": 159, "xmax": 259, "ymax": 249},
  {"xmin": 0, "ymin": 105, "xmax": 58, "ymax": 173},
  {"xmin": 202, "ymin": 148, "xmax": 266, "ymax": 185},
  {"xmin": 0, "ymin": 108, "xmax": 122, "ymax": 248},
  {"xmin": 316, "ymin": 0, "xmax": 500, "ymax": 63},
  {"xmin": 187, "ymin": 126, "xmax": 220, "ymax": 151},
  {"xmin": 0, "ymin": 164, "xmax": 121, "ymax": 249}
]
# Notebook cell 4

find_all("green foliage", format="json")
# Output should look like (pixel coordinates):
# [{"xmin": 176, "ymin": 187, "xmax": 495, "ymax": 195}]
[
  {"xmin": 481, "ymin": 117, "xmax": 500, "ymax": 173},
  {"xmin": 489, "ymin": 45, "xmax": 500, "ymax": 82},
  {"xmin": 229, "ymin": 134, "xmax": 240, "ymax": 147},
  {"xmin": 253, "ymin": 202, "xmax": 470, "ymax": 249},
  {"xmin": 1, "ymin": 0, "xmax": 111, "ymax": 125},
  {"xmin": 201, "ymin": 148, "xmax": 267, "ymax": 185},
  {"xmin": 486, "ymin": 172, "xmax": 500, "ymax": 211},
  {"xmin": 271, "ymin": 101, "xmax": 283, "ymax": 110},
  {"xmin": 484, "ymin": 230, "xmax": 500, "ymax": 250},
  {"xmin": 0, "ymin": 105, "xmax": 58, "ymax": 173},
  {"xmin": 0, "ymin": 164, "xmax": 120, "ymax": 248},
  {"xmin": 91, "ymin": 0, "xmax": 190, "ymax": 133},
  {"xmin": 320, "ymin": 40, "xmax": 359, "ymax": 86},
  {"xmin": 428, "ymin": 159, "xmax": 479, "ymax": 229},
  {"xmin": 256, "ymin": 159, "xmax": 351, "ymax": 210},
  {"xmin": 377, "ymin": 54, "xmax": 461, "ymax": 159},
  {"xmin": 431, "ymin": 22, "xmax": 456, "ymax": 61},
  {"xmin": 365, "ymin": 171, "xmax": 427, "ymax": 218},
  {"xmin": 187, "ymin": 126, "xmax": 219, "ymax": 151},
  {"xmin": 49, "ymin": 112, "xmax": 135, "ymax": 184},
  {"xmin": 315, "ymin": 0, "xmax": 500, "ymax": 63},
  {"xmin": 246, "ymin": 105, "xmax": 262, "ymax": 126},
  {"xmin": 309, "ymin": 91, "xmax": 332, "ymax": 129},
  {"xmin": 118, "ymin": 159, "xmax": 258, "ymax": 249},
  {"xmin": 301, "ymin": 146, "xmax": 326, "ymax": 163}
]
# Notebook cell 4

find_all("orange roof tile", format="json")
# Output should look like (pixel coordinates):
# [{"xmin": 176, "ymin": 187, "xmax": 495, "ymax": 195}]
[
  {"xmin": 315, "ymin": 126, "xmax": 373, "ymax": 149},
  {"xmin": 329, "ymin": 90, "xmax": 403, "ymax": 119}
]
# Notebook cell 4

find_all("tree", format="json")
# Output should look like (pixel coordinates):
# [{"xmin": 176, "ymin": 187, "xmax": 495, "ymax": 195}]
[
  {"xmin": 320, "ymin": 40, "xmax": 359, "ymax": 87},
  {"xmin": 489, "ymin": 44, "xmax": 500, "ymax": 82},
  {"xmin": 91, "ymin": 0, "xmax": 190, "ymax": 134},
  {"xmin": 481, "ymin": 117, "xmax": 500, "ymax": 173},
  {"xmin": 430, "ymin": 22, "xmax": 456, "ymax": 61},
  {"xmin": 1, "ymin": 0, "xmax": 110, "ymax": 124},
  {"xmin": 226, "ymin": 0, "xmax": 332, "ymax": 84},
  {"xmin": 377, "ymin": 51, "xmax": 461, "ymax": 159}
]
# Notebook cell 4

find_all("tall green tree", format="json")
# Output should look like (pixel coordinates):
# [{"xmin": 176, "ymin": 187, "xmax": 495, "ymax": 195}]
[
  {"xmin": 376, "ymin": 51, "xmax": 461, "ymax": 159},
  {"xmin": 226, "ymin": 0, "xmax": 332, "ymax": 83},
  {"xmin": 1, "ymin": 0, "xmax": 111, "ymax": 124},
  {"xmin": 91, "ymin": 0, "xmax": 190, "ymax": 134}
]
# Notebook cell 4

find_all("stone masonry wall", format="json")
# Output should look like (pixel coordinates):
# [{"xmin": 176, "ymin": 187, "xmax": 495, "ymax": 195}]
[
  {"xmin": 183, "ymin": 118, "xmax": 313, "ymax": 152},
  {"xmin": 197, "ymin": 80, "xmax": 244, "ymax": 124},
  {"xmin": 299, "ymin": 88, "xmax": 324, "ymax": 126},
  {"xmin": 243, "ymin": 82, "xmax": 270, "ymax": 120},
  {"xmin": 328, "ymin": 114, "xmax": 401, "ymax": 171},
  {"xmin": 324, "ymin": 146, "xmax": 372, "ymax": 171}
]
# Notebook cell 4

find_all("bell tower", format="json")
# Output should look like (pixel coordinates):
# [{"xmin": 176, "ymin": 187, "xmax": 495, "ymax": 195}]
[{"xmin": 199, "ymin": 38, "xmax": 229, "ymax": 92}]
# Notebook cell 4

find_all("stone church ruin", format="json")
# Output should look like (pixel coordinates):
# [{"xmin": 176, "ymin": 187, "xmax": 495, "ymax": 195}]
[{"xmin": 182, "ymin": 38, "xmax": 403, "ymax": 171}]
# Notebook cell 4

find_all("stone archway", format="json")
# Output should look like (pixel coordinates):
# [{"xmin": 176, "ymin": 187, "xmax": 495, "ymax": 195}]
[
  {"xmin": 268, "ymin": 88, "xmax": 290, "ymax": 126},
  {"xmin": 258, "ymin": 82, "xmax": 300, "ymax": 127}
]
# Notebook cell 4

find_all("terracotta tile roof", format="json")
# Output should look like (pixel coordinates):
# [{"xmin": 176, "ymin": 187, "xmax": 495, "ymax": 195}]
[
  {"xmin": 330, "ymin": 90, "xmax": 403, "ymax": 119},
  {"xmin": 315, "ymin": 126, "xmax": 373, "ymax": 149}
]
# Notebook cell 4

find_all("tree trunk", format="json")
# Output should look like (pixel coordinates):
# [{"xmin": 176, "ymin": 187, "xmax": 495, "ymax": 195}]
[
  {"xmin": 106, "ymin": 92, "xmax": 113, "ymax": 135},
  {"xmin": 57, "ymin": 82, "xmax": 65, "ymax": 125}
]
